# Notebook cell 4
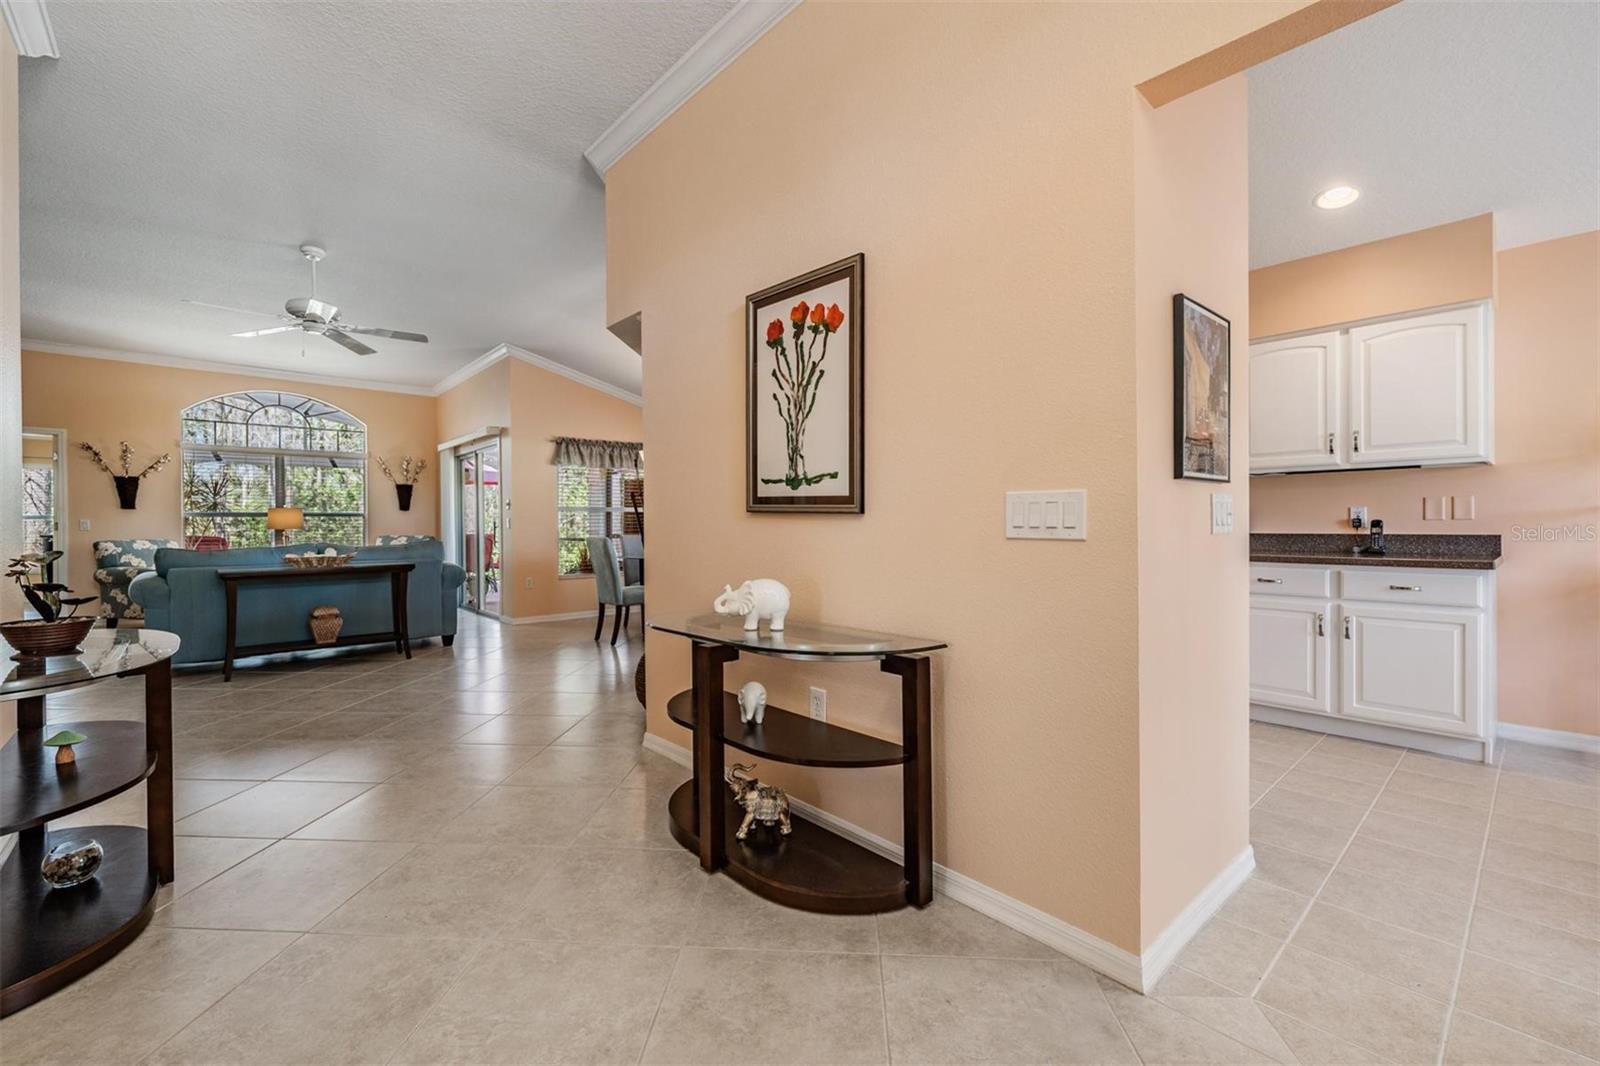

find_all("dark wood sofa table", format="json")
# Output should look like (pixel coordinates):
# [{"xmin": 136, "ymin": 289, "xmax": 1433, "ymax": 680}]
[
  {"xmin": 1, "ymin": 628, "xmax": 180, "ymax": 1016},
  {"xmin": 216, "ymin": 562, "xmax": 415, "ymax": 681}
]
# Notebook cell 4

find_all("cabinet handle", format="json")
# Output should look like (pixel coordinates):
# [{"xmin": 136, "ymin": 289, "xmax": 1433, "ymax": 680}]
[
  {"xmin": 1343, "ymin": 616, "xmax": 1352, "ymax": 639},
  {"xmin": 1388, "ymin": 584, "xmax": 1422, "ymax": 592},
  {"xmin": 1352, "ymin": 430, "xmax": 1361, "ymax": 453},
  {"xmin": 1316, "ymin": 612, "xmax": 1325, "ymax": 637},
  {"xmin": 1327, "ymin": 433, "xmax": 1335, "ymax": 455},
  {"xmin": 1255, "ymin": 577, "xmax": 1283, "ymax": 584}
]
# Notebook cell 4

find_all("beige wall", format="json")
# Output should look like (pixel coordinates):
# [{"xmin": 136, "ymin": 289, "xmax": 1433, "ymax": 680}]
[
  {"xmin": 607, "ymin": 0, "xmax": 1310, "ymax": 954},
  {"xmin": 1249, "ymin": 214, "xmax": 1494, "ymax": 340},
  {"xmin": 434, "ymin": 355, "xmax": 643, "ymax": 620},
  {"xmin": 1134, "ymin": 77, "xmax": 1252, "ymax": 947},
  {"xmin": 2, "ymin": 31, "xmax": 19, "ymax": 742},
  {"xmin": 20, "ymin": 350, "xmax": 440, "ymax": 587},
  {"xmin": 1251, "ymin": 231, "xmax": 1600, "ymax": 737}
]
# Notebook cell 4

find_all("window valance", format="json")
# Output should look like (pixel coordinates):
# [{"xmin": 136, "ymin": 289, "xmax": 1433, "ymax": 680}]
[{"xmin": 551, "ymin": 437, "xmax": 643, "ymax": 470}]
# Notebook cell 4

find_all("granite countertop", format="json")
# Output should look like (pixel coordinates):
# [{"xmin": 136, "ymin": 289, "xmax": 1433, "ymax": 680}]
[{"xmin": 1250, "ymin": 533, "xmax": 1502, "ymax": 570}]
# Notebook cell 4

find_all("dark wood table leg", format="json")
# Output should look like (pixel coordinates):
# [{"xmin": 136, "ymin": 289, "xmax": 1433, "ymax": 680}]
[
  {"xmin": 222, "ymin": 578, "xmax": 238, "ymax": 681},
  {"xmin": 391, "ymin": 570, "xmax": 412, "ymax": 658},
  {"xmin": 144, "ymin": 659, "xmax": 174, "ymax": 884},
  {"xmin": 692, "ymin": 641, "xmax": 739, "ymax": 873},
  {"xmin": 15, "ymin": 695, "xmax": 46, "ymax": 869},
  {"xmin": 884, "ymin": 654, "xmax": 933, "ymax": 907}
]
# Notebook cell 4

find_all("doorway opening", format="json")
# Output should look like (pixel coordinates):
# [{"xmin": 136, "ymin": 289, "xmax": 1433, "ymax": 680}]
[{"xmin": 455, "ymin": 438, "xmax": 503, "ymax": 616}]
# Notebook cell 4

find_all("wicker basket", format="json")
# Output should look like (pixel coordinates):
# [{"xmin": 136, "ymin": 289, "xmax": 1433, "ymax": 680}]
[
  {"xmin": 284, "ymin": 553, "xmax": 357, "ymax": 569},
  {"xmin": 309, "ymin": 606, "xmax": 344, "ymax": 645}
]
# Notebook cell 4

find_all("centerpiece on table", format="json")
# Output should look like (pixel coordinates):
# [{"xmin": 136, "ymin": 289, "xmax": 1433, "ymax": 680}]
[{"xmin": 1, "ymin": 551, "xmax": 99, "ymax": 658}]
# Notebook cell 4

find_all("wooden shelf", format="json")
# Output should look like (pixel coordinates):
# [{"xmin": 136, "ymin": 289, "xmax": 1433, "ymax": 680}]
[
  {"xmin": 666, "ymin": 690, "xmax": 906, "ymax": 768},
  {"xmin": 0, "ymin": 722, "xmax": 157, "ymax": 835},
  {"xmin": 667, "ymin": 781, "xmax": 907, "ymax": 914},
  {"xmin": 1, "ymin": 825, "xmax": 159, "ymax": 1016}
]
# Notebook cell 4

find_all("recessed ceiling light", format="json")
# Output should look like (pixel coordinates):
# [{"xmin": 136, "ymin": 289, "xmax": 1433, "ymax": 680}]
[{"xmin": 1315, "ymin": 185, "xmax": 1361, "ymax": 210}]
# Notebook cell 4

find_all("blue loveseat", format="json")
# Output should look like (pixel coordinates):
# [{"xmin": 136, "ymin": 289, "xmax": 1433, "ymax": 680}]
[{"xmin": 129, "ymin": 539, "xmax": 465, "ymax": 666}]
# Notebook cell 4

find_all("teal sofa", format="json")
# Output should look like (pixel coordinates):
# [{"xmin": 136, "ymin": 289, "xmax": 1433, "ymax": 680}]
[{"xmin": 129, "ymin": 540, "xmax": 465, "ymax": 666}]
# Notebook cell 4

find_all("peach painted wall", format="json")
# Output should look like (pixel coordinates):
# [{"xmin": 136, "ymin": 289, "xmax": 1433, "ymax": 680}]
[
  {"xmin": 2, "ymin": 31, "xmax": 19, "ymax": 742},
  {"xmin": 1251, "ymin": 231, "xmax": 1600, "ymax": 737},
  {"xmin": 607, "ymin": 0, "xmax": 1310, "ymax": 953},
  {"xmin": 1134, "ymin": 77, "xmax": 1252, "ymax": 947},
  {"xmin": 20, "ymin": 349, "xmax": 440, "ymax": 589},
  {"xmin": 1249, "ymin": 214, "xmax": 1494, "ymax": 339}
]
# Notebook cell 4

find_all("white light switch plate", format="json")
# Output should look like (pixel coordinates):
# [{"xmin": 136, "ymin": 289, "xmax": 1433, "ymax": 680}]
[
  {"xmin": 1005, "ymin": 490, "xmax": 1086, "ymax": 540},
  {"xmin": 1210, "ymin": 492, "xmax": 1234, "ymax": 535}
]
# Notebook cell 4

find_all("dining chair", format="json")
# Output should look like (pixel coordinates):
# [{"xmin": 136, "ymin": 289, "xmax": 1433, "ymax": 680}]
[
  {"xmin": 621, "ymin": 533, "xmax": 644, "ymax": 587},
  {"xmin": 588, "ymin": 536, "xmax": 644, "ymax": 645}
]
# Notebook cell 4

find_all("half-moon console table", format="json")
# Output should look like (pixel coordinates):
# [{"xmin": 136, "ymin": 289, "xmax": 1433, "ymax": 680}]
[
  {"xmin": 648, "ymin": 614, "xmax": 946, "ymax": 915},
  {"xmin": 0, "ymin": 628, "xmax": 180, "ymax": 1017}
]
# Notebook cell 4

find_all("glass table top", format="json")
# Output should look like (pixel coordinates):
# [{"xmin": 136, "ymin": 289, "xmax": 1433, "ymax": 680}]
[
  {"xmin": 0, "ymin": 628, "xmax": 181, "ymax": 698},
  {"xmin": 648, "ymin": 613, "xmax": 945, "ymax": 660}
]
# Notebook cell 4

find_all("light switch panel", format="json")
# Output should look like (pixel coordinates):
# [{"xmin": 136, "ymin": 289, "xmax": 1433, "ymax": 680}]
[
  {"xmin": 1423, "ymin": 496, "xmax": 1445, "ymax": 521},
  {"xmin": 1005, "ymin": 490, "xmax": 1086, "ymax": 540},
  {"xmin": 1451, "ymin": 494, "xmax": 1476, "ymax": 520},
  {"xmin": 1210, "ymin": 492, "xmax": 1234, "ymax": 535}
]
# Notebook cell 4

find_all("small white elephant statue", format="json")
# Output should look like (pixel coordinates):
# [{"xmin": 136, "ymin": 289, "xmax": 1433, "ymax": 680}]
[
  {"xmin": 738, "ymin": 681, "xmax": 767, "ymax": 725},
  {"xmin": 713, "ymin": 579, "xmax": 790, "ymax": 633}
]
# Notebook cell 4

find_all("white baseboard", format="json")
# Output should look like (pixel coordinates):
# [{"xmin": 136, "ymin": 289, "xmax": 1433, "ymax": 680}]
[
  {"xmin": 1252, "ymin": 704, "xmax": 1493, "ymax": 763},
  {"xmin": 1499, "ymin": 722, "xmax": 1600, "ymax": 755},
  {"xmin": 502, "ymin": 611, "xmax": 595, "ymax": 625},
  {"xmin": 639, "ymin": 732, "xmax": 1244, "ymax": 992}
]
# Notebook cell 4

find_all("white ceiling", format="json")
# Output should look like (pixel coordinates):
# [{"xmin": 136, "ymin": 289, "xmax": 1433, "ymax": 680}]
[
  {"xmin": 18, "ymin": 0, "xmax": 734, "ymax": 392},
  {"xmin": 1248, "ymin": 0, "xmax": 1599, "ymax": 268}
]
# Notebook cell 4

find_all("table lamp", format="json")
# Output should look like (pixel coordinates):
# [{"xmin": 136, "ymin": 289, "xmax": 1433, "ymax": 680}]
[{"xmin": 267, "ymin": 506, "xmax": 304, "ymax": 546}]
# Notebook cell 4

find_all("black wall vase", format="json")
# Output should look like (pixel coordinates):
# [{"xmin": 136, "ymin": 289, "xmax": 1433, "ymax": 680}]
[
  {"xmin": 395, "ymin": 484, "xmax": 414, "ymax": 512},
  {"xmin": 113, "ymin": 476, "xmax": 140, "ymax": 510}
]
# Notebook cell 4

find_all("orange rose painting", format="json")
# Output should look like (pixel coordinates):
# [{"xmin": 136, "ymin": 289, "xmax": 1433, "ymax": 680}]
[{"xmin": 746, "ymin": 255, "xmax": 865, "ymax": 513}]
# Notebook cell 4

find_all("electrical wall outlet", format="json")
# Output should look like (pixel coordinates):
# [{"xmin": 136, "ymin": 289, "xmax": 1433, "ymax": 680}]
[
  {"xmin": 1423, "ymin": 496, "xmax": 1446, "ymax": 521},
  {"xmin": 523, "ymin": 576, "xmax": 534, "ymax": 590},
  {"xmin": 1349, "ymin": 506, "xmax": 1367, "ymax": 530},
  {"xmin": 78, "ymin": 519, "xmax": 91, "ymax": 531},
  {"xmin": 808, "ymin": 686, "xmax": 826, "ymax": 722},
  {"xmin": 1452, "ymin": 494, "xmax": 1476, "ymax": 520}
]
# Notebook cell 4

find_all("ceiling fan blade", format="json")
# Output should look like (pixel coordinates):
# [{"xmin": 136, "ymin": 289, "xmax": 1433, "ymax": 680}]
[
  {"xmin": 324, "ymin": 329, "xmax": 377, "ymax": 356},
  {"xmin": 183, "ymin": 299, "xmax": 287, "ymax": 320},
  {"xmin": 338, "ymin": 326, "xmax": 430, "ymax": 343},
  {"xmin": 232, "ymin": 325, "xmax": 303, "ymax": 338}
]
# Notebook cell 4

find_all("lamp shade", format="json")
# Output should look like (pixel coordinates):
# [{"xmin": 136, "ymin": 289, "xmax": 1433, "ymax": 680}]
[{"xmin": 266, "ymin": 506, "xmax": 305, "ymax": 532}]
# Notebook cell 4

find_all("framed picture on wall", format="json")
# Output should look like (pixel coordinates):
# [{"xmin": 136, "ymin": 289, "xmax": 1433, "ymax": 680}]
[
  {"xmin": 746, "ymin": 254, "xmax": 865, "ymax": 513},
  {"xmin": 1173, "ymin": 293, "xmax": 1231, "ymax": 481}
]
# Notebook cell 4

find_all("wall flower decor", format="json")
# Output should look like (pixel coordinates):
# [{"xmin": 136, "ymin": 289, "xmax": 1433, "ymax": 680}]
[
  {"xmin": 746, "ymin": 254, "xmax": 865, "ymax": 513},
  {"xmin": 376, "ymin": 455, "xmax": 428, "ymax": 511},
  {"xmin": 78, "ymin": 441, "xmax": 172, "ymax": 509}
]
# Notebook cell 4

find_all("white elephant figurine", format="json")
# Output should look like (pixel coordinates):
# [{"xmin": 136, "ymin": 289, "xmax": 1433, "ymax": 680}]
[
  {"xmin": 713, "ymin": 579, "xmax": 790, "ymax": 633},
  {"xmin": 738, "ymin": 681, "xmax": 767, "ymax": 725}
]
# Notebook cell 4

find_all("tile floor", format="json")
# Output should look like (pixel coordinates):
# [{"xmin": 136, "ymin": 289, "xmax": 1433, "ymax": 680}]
[{"xmin": 2, "ymin": 614, "xmax": 1595, "ymax": 1064}]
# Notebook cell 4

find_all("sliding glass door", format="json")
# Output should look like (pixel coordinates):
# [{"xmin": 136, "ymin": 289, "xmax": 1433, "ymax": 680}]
[{"xmin": 455, "ymin": 440, "xmax": 502, "ymax": 615}]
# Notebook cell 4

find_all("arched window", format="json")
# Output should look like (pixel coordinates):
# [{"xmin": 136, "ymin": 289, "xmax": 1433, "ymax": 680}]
[{"xmin": 180, "ymin": 391, "xmax": 367, "ymax": 547}]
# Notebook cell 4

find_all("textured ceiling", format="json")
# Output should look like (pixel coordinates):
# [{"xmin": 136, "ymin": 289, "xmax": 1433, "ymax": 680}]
[
  {"xmin": 18, "ymin": 0, "xmax": 734, "ymax": 391},
  {"xmin": 1249, "ymin": 0, "xmax": 1599, "ymax": 268}
]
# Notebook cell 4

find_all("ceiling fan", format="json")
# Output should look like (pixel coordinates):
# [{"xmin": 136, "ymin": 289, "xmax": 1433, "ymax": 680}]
[{"xmin": 185, "ymin": 244, "xmax": 429, "ymax": 356}]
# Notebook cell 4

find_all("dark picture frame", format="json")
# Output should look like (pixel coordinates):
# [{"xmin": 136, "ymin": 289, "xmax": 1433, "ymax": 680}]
[
  {"xmin": 746, "ymin": 254, "xmax": 865, "ymax": 513},
  {"xmin": 1173, "ymin": 293, "xmax": 1231, "ymax": 482}
]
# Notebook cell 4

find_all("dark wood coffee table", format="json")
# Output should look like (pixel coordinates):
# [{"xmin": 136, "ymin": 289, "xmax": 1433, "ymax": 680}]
[{"xmin": 215, "ymin": 562, "xmax": 415, "ymax": 680}]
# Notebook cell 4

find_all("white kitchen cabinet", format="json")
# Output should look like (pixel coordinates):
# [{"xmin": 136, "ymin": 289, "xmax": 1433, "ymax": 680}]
[
  {"xmin": 1249, "ymin": 564, "xmax": 1497, "ymax": 761},
  {"xmin": 1249, "ymin": 331, "xmax": 1341, "ymax": 472},
  {"xmin": 1348, "ymin": 304, "xmax": 1491, "ymax": 466},
  {"xmin": 1249, "ymin": 302, "xmax": 1492, "ymax": 474},
  {"xmin": 1249, "ymin": 597, "xmax": 1332, "ymax": 714}
]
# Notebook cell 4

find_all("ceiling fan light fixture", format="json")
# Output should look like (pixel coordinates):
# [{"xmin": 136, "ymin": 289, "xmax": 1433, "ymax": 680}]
[{"xmin": 1315, "ymin": 184, "xmax": 1361, "ymax": 210}]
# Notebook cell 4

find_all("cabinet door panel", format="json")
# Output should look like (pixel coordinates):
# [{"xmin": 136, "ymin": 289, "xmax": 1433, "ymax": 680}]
[
  {"xmin": 1250, "ymin": 597, "xmax": 1332, "ymax": 714},
  {"xmin": 1348, "ymin": 305, "xmax": 1489, "ymax": 465},
  {"xmin": 1249, "ymin": 331, "xmax": 1341, "ymax": 472},
  {"xmin": 1339, "ymin": 605, "xmax": 1483, "ymax": 737}
]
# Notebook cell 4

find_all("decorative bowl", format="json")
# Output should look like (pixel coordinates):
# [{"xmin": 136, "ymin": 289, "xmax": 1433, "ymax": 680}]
[
  {"xmin": 41, "ymin": 838, "xmax": 104, "ymax": 888},
  {"xmin": 0, "ymin": 617, "xmax": 96, "ymax": 660},
  {"xmin": 283, "ymin": 553, "xmax": 357, "ymax": 569}
]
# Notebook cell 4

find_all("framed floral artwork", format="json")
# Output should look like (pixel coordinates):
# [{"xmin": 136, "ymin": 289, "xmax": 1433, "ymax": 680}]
[
  {"xmin": 1173, "ymin": 293, "xmax": 1231, "ymax": 481},
  {"xmin": 746, "ymin": 254, "xmax": 865, "ymax": 513}
]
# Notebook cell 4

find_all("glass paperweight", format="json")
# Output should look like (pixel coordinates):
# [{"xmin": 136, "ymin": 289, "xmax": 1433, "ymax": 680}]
[{"xmin": 41, "ymin": 838, "xmax": 104, "ymax": 888}]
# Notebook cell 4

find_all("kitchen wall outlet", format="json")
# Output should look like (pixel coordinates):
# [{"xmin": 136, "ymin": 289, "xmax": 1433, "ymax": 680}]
[
  {"xmin": 1452, "ymin": 494, "xmax": 1476, "ymax": 520},
  {"xmin": 808, "ymin": 687, "xmax": 827, "ymax": 722},
  {"xmin": 78, "ymin": 519, "xmax": 91, "ymax": 532},
  {"xmin": 1423, "ymin": 497, "xmax": 1445, "ymax": 521},
  {"xmin": 1349, "ymin": 506, "xmax": 1367, "ymax": 530},
  {"xmin": 1005, "ymin": 490, "xmax": 1086, "ymax": 540},
  {"xmin": 523, "ymin": 576, "xmax": 534, "ymax": 590},
  {"xmin": 1210, "ymin": 492, "xmax": 1234, "ymax": 535}
]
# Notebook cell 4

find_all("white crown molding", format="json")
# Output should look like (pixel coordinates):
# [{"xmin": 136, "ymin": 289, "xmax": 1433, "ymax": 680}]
[
  {"xmin": 21, "ymin": 339, "xmax": 435, "ymax": 396},
  {"xmin": 2, "ymin": 0, "xmax": 58, "ymax": 58},
  {"xmin": 583, "ymin": 0, "xmax": 800, "ymax": 179},
  {"xmin": 638, "ymin": 731, "xmax": 1251, "ymax": 993},
  {"xmin": 436, "ymin": 342, "xmax": 643, "ymax": 407}
]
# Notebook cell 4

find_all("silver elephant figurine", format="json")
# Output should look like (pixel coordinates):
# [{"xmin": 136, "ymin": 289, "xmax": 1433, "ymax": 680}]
[{"xmin": 724, "ymin": 762, "xmax": 792, "ymax": 841}]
